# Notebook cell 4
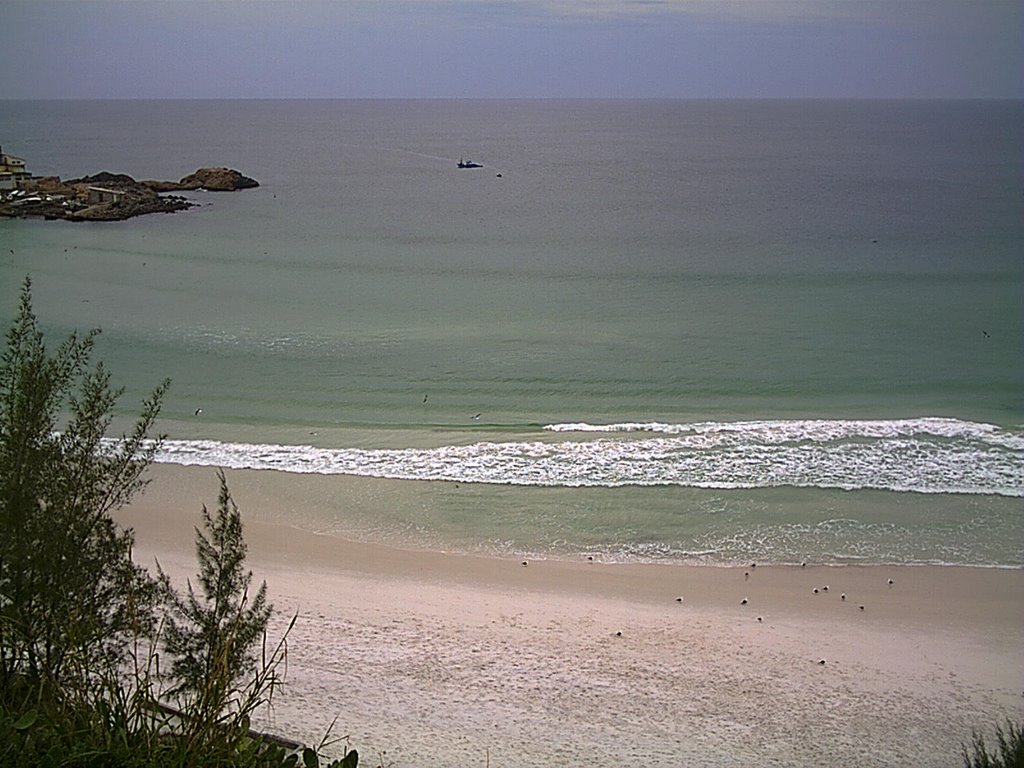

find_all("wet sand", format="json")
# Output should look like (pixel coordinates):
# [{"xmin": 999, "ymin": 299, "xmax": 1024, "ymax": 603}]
[{"xmin": 116, "ymin": 465, "xmax": 1024, "ymax": 767}]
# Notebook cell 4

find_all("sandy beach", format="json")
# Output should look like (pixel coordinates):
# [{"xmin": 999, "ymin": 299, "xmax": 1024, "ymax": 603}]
[{"xmin": 115, "ymin": 465, "xmax": 1024, "ymax": 767}]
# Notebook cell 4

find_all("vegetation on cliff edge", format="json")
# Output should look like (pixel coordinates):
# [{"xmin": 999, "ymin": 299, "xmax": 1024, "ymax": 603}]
[{"xmin": 0, "ymin": 276, "xmax": 355, "ymax": 767}]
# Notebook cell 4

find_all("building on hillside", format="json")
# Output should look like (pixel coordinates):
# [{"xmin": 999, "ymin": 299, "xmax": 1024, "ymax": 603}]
[
  {"xmin": 0, "ymin": 146, "xmax": 33, "ymax": 190},
  {"xmin": 87, "ymin": 186, "xmax": 124, "ymax": 205}
]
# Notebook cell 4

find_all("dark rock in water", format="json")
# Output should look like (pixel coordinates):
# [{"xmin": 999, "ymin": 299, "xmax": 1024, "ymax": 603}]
[{"xmin": 177, "ymin": 167, "xmax": 259, "ymax": 191}]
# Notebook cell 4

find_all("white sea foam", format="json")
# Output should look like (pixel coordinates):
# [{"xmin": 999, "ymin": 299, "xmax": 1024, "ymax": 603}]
[
  {"xmin": 543, "ymin": 417, "xmax": 1024, "ymax": 449},
  {"xmin": 141, "ymin": 418, "xmax": 1024, "ymax": 497}
]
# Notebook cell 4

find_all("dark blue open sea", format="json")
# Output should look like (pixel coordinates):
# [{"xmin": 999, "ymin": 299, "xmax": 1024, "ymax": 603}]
[{"xmin": 2, "ymin": 99, "xmax": 1021, "ymax": 566}]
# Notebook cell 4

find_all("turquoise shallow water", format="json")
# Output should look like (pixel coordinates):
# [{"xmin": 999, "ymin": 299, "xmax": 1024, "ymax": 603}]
[{"xmin": 1, "ymin": 99, "xmax": 1022, "ymax": 566}]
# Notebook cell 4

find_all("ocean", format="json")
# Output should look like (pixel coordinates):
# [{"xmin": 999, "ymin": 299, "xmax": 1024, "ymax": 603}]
[{"xmin": 1, "ymin": 99, "xmax": 1021, "ymax": 567}]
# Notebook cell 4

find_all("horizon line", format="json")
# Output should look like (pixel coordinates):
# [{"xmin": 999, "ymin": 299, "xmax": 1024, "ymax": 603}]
[{"xmin": 2, "ymin": 95, "xmax": 1022, "ymax": 102}]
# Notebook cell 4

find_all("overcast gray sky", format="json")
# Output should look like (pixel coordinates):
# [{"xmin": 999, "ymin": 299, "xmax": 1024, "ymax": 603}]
[{"xmin": 2, "ymin": 0, "xmax": 1022, "ymax": 99}]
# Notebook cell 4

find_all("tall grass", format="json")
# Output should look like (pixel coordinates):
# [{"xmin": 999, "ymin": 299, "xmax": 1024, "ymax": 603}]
[
  {"xmin": 963, "ymin": 719, "xmax": 1024, "ymax": 768},
  {"xmin": 0, "ymin": 609, "xmax": 358, "ymax": 767}
]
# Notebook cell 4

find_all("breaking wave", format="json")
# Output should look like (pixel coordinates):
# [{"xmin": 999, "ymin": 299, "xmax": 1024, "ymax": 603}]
[{"xmin": 146, "ymin": 417, "xmax": 1024, "ymax": 497}]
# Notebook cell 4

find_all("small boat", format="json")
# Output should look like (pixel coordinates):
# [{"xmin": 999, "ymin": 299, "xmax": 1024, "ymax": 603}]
[{"xmin": 457, "ymin": 158, "xmax": 483, "ymax": 169}]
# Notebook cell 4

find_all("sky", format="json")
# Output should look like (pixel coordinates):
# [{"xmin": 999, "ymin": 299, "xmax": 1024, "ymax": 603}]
[{"xmin": 2, "ymin": 0, "xmax": 1022, "ymax": 99}]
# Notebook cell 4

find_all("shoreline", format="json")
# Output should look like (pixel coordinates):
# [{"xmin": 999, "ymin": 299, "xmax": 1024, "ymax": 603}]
[
  {"xmin": 114, "ymin": 464, "xmax": 1024, "ymax": 766},
  {"xmin": 126, "ymin": 452, "xmax": 1024, "ymax": 570}
]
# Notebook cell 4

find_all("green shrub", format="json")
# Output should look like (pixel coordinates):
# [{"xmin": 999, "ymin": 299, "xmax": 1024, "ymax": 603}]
[
  {"xmin": 0, "ymin": 275, "xmax": 168, "ymax": 701},
  {"xmin": 963, "ymin": 719, "xmax": 1024, "ymax": 768},
  {"xmin": 0, "ymin": 277, "xmax": 354, "ymax": 767},
  {"xmin": 158, "ymin": 469, "xmax": 275, "ymax": 724}
]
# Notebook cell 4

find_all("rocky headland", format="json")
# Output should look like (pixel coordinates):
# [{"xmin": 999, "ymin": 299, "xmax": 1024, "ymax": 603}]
[{"xmin": 0, "ymin": 167, "xmax": 259, "ymax": 222}]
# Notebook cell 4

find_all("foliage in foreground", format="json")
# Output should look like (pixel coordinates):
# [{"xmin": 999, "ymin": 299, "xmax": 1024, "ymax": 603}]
[
  {"xmin": 158, "ymin": 469, "xmax": 274, "ymax": 721},
  {"xmin": 0, "ymin": 278, "xmax": 356, "ymax": 767},
  {"xmin": 963, "ymin": 719, "xmax": 1024, "ymax": 768},
  {"xmin": 0, "ymin": 277, "xmax": 168, "ymax": 693}
]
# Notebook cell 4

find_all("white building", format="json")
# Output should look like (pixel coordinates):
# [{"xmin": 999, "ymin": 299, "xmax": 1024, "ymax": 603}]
[{"xmin": 0, "ymin": 146, "xmax": 33, "ymax": 190}]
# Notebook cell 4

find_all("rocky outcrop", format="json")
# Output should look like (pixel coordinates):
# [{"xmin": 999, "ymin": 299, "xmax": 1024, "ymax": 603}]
[
  {"xmin": 67, "ymin": 171, "xmax": 138, "ymax": 186},
  {"xmin": 176, "ymin": 167, "xmax": 259, "ymax": 191},
  {"xmin": 142, "ymin": 168, "xmax": 260, "ymax": 193},
  {"xmin": 68, "ymin": 192, "xmax": 193, "ymax": 221},
  {"xmin": 0, "ymin": 167, "xmax": 258, "ymax": 222}
]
